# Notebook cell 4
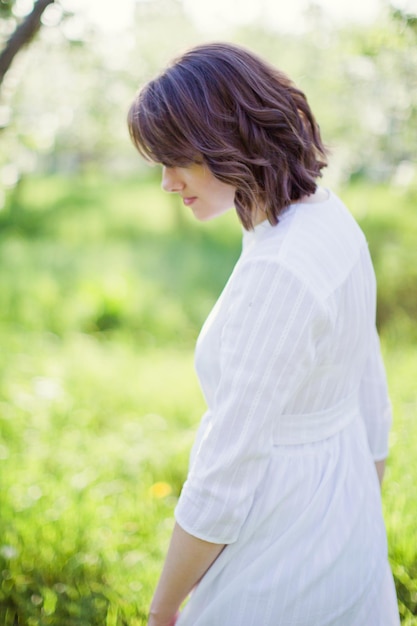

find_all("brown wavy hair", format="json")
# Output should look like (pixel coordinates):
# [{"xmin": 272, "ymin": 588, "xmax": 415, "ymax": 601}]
[{"xmin": 128, "ymin": 42, "xmax": 328, "ymax": 230}]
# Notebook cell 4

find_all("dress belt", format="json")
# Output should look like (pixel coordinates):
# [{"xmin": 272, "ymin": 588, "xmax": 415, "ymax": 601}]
[{"xmin": 272, "ymin": 392, "xmax": 359, "ymax": 445}]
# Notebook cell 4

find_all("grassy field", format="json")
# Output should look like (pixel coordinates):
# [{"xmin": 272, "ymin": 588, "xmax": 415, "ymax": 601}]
[{"xmin": 0, "ymin": 174, "xmax": 416, "ymax": 625}]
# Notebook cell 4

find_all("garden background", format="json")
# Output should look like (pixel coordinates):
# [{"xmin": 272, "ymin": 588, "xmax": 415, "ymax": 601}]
[{"xmin": 0, "ymin": 0, "xmax": 416, "ymax": 624}]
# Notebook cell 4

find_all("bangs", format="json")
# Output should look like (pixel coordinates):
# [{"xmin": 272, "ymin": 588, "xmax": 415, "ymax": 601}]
[
  {"xmin": 128, "ymin": 79, "xmax": 200, "ymax": 168},
  {"xmin": 128, "ymin": 42, "xmax": 328, "ymax": 230}
]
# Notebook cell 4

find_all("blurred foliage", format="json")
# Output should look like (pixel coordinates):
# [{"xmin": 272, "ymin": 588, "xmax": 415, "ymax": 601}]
[
  {"xmin": 0, "ymin": 0, "xmax": 416, "ymax": 199},
  {"xmin": 0, "ymin": 174, "xmax": 240, "ymax": 344},
  {"xmin": 0, "ymin": 174, "xmax": 416, "ymax": 623},
  {"xmin": 0, "ymin": 0, "xmax": 13, "ymax": 18},
  {"xmin": 0, "ymin": 1, "xmax": 416, "ymax": 623}
]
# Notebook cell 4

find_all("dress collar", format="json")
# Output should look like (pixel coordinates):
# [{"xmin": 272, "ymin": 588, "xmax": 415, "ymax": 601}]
[
  {"xmin": 242, "ymin": 218, "xmax": 274, "ymax": 249},
  {"xmin": 241, "ymin": 188, "xmax": 330, "ymax": 251}
]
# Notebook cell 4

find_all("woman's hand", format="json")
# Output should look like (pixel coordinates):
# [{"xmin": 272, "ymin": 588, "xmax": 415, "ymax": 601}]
[{"xmin": 147, "ymin": 610, "xmax": 180, "ymax": 626}]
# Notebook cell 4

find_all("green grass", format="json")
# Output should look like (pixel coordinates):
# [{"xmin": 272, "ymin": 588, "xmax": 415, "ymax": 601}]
[
  {"xmin": 0, "ymin": 332, "xmax": 199, "ymax": 625},
  {"xmin": 0, "ymin": 174, "xmax": 416, "ymax": 624}
]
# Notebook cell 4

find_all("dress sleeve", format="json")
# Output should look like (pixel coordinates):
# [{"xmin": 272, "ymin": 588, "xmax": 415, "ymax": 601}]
[
  {"xmin": 174, "ymin": 259, "xmax": 325, "ymax": 544},
  {"xmin": 358, "ymin": 326, "xmax": 392, "ymax": 461}
]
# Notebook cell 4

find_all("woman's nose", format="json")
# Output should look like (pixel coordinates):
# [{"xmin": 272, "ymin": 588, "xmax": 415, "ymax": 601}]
[{"xmin": 161, "ymin": 167, "xmax": 184, "ymax": 193}]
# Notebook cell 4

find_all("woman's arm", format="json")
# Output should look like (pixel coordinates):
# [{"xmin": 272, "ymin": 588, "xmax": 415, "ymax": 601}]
[{"xmin": 148, "ymin": 522, "xmax": 225, "ymax": 626}]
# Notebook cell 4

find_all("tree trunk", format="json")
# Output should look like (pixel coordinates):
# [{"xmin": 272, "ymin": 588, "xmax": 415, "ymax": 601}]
[{"xmin": 0, "ymin": 0, "xmax": 55, "ymax": 90}]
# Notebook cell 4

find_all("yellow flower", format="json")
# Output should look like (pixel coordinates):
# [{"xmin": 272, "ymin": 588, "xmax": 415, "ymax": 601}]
[{"xmin": 149, "ymin": 481, "xmax": 172, "ymax": 499}]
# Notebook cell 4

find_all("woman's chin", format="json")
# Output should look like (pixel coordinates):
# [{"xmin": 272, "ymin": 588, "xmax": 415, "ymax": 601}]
[{"xmin": 191, "ymin": 206, "xmax": 234, "ymax": 222}]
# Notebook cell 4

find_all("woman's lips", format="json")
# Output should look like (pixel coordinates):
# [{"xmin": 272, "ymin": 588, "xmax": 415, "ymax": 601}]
[{"xmin": 183, "ymin": 197, "xmax": 197, "ymax": 206}]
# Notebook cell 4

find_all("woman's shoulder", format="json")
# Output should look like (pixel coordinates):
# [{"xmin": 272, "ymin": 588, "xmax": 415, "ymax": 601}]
[{"xmin": 238, "ymin": 190, "xmax": 371, "ymax": 299}]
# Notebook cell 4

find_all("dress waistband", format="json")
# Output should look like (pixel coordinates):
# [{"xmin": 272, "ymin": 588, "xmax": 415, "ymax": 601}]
[{"xmin": 272, "ymin": 392, "xmax": 359, "ymax": 445}]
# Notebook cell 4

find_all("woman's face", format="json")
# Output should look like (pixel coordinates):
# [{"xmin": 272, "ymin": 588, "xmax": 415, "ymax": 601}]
[{"xmin": 161, "ymin": 163, "xmax": 236, "ymax": 222}]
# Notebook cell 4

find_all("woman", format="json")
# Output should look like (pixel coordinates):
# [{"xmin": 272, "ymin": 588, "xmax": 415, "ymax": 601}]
[{"xmin": 128, "ymin": 42, "xmax": 399, "ymax": 626}]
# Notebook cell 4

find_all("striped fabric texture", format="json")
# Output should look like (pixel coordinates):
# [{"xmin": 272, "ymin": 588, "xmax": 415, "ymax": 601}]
[{"xmin": 175, "ymin": 190, "xmax": 399, "ymax": 626}]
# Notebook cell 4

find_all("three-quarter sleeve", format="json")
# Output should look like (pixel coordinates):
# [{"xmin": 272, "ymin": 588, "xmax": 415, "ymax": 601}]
[
  {"xmin": 175, "ymin": 259, "xmax": 324, "ymax": 544},
  {"xmin": 358, "ymin": 326, "xmax": 392, "ymax": 461}
]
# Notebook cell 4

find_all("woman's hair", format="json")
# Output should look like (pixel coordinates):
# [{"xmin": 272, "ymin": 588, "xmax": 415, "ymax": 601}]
[{"xmin": 128, "ymin": 42, "xmax": 328, "ymax": 230}]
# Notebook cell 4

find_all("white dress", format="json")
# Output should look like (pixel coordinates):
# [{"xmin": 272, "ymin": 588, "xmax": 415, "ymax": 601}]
[{"xmin": 175, "ymin": 190, "xmax": 399, "ymax": 626}]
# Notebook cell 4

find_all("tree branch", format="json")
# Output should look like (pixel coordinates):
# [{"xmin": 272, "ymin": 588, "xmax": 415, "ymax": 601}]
[{"xmin": 0, "ymin": 0, "xmax": 55, "ymax": 89}]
